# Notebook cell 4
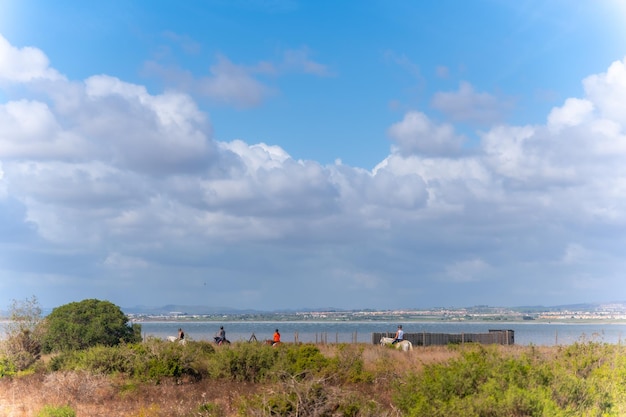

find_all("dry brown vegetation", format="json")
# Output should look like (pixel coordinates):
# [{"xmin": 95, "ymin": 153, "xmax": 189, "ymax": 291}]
[
  {"xmin": 0, "ymin": 344, "xmax": 465, "ymax": 417},
  {"xmin": 0, "ymin": 343, "xmax": 584, "ymax": 417},
  {"xmin": 0, "ymin": 371, "xmax": 261, "ymax": 417}
]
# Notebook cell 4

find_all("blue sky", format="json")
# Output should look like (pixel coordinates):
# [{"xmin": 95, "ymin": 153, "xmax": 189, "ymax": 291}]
[{"xmin": 1, "ymin": 0, "xmax": 626, "ymax": 311}]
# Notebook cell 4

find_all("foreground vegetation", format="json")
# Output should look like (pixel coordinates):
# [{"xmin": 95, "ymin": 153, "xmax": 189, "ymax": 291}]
[
  {"xmin": 3, "ymin": 297, "xmax": 626, "ymax": 416},
  {"xmin": 2, "ymin": 339, "xmax": 626, "ymax": 416}
]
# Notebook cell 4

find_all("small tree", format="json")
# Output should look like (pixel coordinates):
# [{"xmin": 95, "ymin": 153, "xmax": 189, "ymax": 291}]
[
  {"xmin": 2, "ymin": 296, "xmax": 43, "ymax": 371},
  {"xmin": 41, "ymin": 299, "xmax": 141, "ymax": 353}
]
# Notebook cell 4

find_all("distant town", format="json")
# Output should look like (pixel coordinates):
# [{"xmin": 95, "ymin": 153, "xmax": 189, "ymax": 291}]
[{"xmin": 125, "ymin": 303, "xmax": 626, "ymax": 323}]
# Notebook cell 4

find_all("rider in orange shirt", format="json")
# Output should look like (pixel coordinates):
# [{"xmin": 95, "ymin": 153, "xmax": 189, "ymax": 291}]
[{"xmin": 272, "ymin": 329, "xmax": 281, "ymax": 345}]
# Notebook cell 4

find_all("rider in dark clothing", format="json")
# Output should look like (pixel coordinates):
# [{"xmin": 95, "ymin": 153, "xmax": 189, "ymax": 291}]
[{"xmin": 215, "ymin": 326, "xmax": 226, "ymax": 344}]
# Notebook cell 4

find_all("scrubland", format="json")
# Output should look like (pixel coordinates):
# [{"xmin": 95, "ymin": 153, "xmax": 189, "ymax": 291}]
[{"xmin": 1, "ymin": 340, "xmax": 626, "ymax": 416}]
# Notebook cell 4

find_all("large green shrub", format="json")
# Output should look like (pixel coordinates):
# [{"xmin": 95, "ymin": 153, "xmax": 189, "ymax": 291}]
[
  {"xmin": 277, "ymin": 344, "xmax": 329, "ymax": 379},
  {"xmin": 40, "ymin": 299, "xmax": 141, "ymax": 353},
  {"xmin": 49, "ymin": 339, "xmax": 215, "ymax": 382},
  {"xmin": 393, "ymin": 343, "xmax": 626, "ymax": 417},
  {"xmin": 326, "ymin": 344, "xmax": 372, "ymax": 383},
  {"xmin": 211, "ymin": 342, "xmax": 279, "ymax": 382}
]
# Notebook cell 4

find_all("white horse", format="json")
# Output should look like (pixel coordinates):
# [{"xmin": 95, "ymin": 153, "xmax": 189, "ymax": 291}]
[
  {"xmin": 380, "ymin": 337, "xmax": 413, "ymax": 352},
  {"xmin": 167, "ymin": 336, "xmax": 186, "ymax": 345}
]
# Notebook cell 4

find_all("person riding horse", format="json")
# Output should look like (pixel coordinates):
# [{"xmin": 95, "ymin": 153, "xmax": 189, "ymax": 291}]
[
  {"xmin": 214, "ymin": 326, "xmax": 228, "ymax": 345},
  {"xmin": 272, "ymin": 329, "xmax": 281, "ymax": 346},
  {"xmin": 392, "ymin": 325, "xmax": 404, "ymax": 344}
]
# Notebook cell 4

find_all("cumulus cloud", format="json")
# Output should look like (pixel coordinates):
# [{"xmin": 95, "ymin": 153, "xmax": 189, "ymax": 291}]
[
  {"xmin": 583, "ymin": 58, "xmax": 626, "ymax": 127},
  {"xmin": 0, "ymin": 34, "xmax": 63, "ymax": 83},
  {"xmin": 387, "ymin": 111, "xmax": 465, "ymax": 157},
  {"xmin": 431, "ymin": 81, "xmax": 513, "ymax": 125},
  {"xmin": 547, "ymin": 98, "xmax": 594, "ymax": 132},
  {"xmin": 2, "ymin": 32, "xmax": 626, "ymax": 309}
]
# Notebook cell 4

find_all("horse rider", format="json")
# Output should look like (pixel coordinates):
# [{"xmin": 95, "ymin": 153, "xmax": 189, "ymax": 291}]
[
  {"xmin": 215, "ymin": 326, "xmax": 226, "ymax": 344},
  {"xmin": 392, "ymin": 325, "xmax": 404, "ymax": 344},
  {"xmin": 272, "ymin": 329, "xmax": 281, "ymax": 346}
]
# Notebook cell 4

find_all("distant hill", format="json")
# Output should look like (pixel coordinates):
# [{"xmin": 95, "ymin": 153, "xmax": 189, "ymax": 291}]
[
  {"xmin": 122, "ymin": 305, "xmax": 353, "ymax": 315},
  {"xmin": 122, "ymin": 304, "xmax": 261, "ymax": 315},
  {"xmin": 512, "ymin": 302, "xmax": 626, "ymax": 313},
  {"xmin": 121, "ymin": 302, "xmax": 626, "ymax": 316}
]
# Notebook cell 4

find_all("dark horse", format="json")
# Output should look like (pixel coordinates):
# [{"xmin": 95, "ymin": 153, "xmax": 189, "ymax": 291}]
[{"xmin": 214, "ymin": 336, "xmax": 231, "ymax": 345}]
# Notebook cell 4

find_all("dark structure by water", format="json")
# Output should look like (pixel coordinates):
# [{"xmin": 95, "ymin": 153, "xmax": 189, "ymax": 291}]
[{"xmin": 372, "ymin": 329, "xmax": 514, "ymax": 346}]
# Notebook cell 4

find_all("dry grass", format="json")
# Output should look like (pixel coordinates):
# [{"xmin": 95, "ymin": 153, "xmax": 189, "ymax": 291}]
[
  {"xmin": 0, "ymin": 343, "xmax": 528, "ymax": 417},
  {"xmin": 0, "ymin": 372, "xmax": 260, "ymax": 417}
]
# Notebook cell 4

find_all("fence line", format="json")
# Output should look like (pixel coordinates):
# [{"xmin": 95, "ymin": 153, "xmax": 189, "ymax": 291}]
[{"xmin": 372, "ymin": 329, "xmax": 514, "ymax": 346}]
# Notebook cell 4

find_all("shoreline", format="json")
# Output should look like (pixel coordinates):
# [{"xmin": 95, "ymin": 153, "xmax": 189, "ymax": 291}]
[{"xmin": 130, "ymin": 316, "xmax": 626, "ymax": 325}]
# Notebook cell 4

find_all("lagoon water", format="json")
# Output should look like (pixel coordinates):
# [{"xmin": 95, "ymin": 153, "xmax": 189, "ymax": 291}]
[{"xmin": 138, "ymin": 320, "xmax": 626, "ymax": 346}]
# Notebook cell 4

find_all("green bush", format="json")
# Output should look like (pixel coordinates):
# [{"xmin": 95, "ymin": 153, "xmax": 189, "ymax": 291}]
[
  {"xmin": 45, "ymin": 339, "xmax": 368, "ymax": 386},
  {"xmin": 326, "ymin": 344, "xmax": 371, "ymax": 383},
  {"xmin": 37, "ymin": 405, "xmax": 76, "ymax": 417},
  {"xmin": 48, "ymin": 339, "xmax": 215, "ymax": 382},
  {"xmin": 0, "ymin": 356, "xmax": 16, "ymax": 377},
  {"xmin": 276, "ymin": 344, "xmax": 329, "ymax": 379},
  {"xmin": 393, "ymin": 343, "xmax": 626, "ymax": 417},
  {"xmin": 41, "ymin": 299, "xmax": 141, "ymax": 353},
  {"xmin": 211, "ymin": 342, "xmax": 279, "ymax": 382}
]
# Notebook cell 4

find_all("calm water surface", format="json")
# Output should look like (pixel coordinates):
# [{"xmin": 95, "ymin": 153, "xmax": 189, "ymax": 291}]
[{"xmin": 138, "ymin": 321, "xmax": 626, "ymax": 346}]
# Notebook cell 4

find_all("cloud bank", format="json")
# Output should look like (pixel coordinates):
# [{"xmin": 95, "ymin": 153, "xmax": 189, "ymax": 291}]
[{"xmin": 1, "ymin": 34, "xmax": 625, "ymax": 310}]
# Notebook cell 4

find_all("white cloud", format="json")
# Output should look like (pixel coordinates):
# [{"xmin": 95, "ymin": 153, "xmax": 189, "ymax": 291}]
[
  {"xmin": 197, "ymin": 55, "xmax": 273, "ymax": 108},
  {"xmin": 387, "ymin": 111, "xmax": 465, "ymax": 157},
  {"xmin": 0, "ymin": 34, "xmax": 63, "ymax": 83},
  {"xmin": 583, "ymin": 57, "xmax": 626, "ymax": 128},
  {"xmin": 144, "ymin": 55, "xmax": 273, "ymax": 108},
  {"xmin": 143, "ymin": 47, "xmax": 330, "ymax": 108},
  {"xmin": 0, "ymin": 100, "xmax": 81, "ymax": 159},
  {"xmin": 2, "ymin": 32, "xmax": 626, "ymax": 309},
  {"xmin": 431, "ymin": 81, "xmax": 512, "ymax": 125},
  {"xmin": 0, "ymin": 162, "xmax": 6, "ymax": 198},
  {"xmin": 547, "ymin": 98, "xmax": 594, "ymax": 132}
]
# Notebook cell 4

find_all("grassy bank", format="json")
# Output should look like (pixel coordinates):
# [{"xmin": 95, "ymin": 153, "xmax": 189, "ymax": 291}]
[{"xmin": 1, "ymin": 340, "xmax": 625, "ymax": 416}]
